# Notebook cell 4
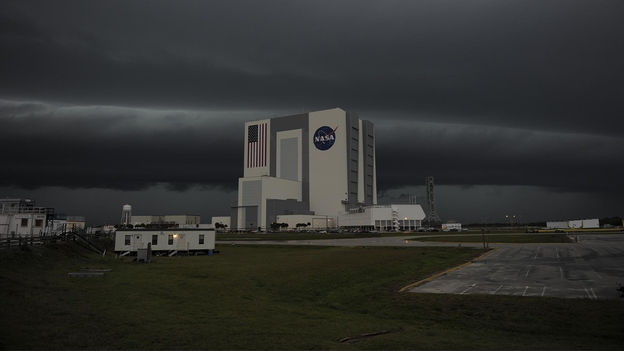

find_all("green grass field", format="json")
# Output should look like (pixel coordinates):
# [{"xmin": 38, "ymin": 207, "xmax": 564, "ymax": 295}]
[
  {"xmin": 216, "ymin": 230, "xmax": 623, "ymax": 242},
  {"xmin": 216, "ymin": 232, "xmax": 417, "ymax": 241},
  {"xmin": 1, "ymin": 241, "xmax": 622, "ymax": 349},
  {"xmin": 410, "ymin": 234, "xmax": 573, "ymax": 244}
]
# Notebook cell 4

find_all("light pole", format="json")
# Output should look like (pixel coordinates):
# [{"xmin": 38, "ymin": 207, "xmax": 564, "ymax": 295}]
[
  {"xmin": 505, "ymin": 215, "xmax": 516, "ymax": 229},
  {"xmin": 326, "ymin": 215, "xmax": 329, "ymax": 232},
  {"xmin": 482, "ymin": 217, "xmax": 489, "ymax": 249}
]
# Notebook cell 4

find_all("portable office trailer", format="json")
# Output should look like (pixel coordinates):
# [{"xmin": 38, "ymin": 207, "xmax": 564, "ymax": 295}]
[{"xmin": 115, "ymin": 229, "xmax": 216, "ymax": 255}]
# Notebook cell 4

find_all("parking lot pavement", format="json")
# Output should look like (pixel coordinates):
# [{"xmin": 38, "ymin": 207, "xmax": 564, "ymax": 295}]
[{"xmin": 408, "ymin": 234, "xmax": 624, "ymax": 299}]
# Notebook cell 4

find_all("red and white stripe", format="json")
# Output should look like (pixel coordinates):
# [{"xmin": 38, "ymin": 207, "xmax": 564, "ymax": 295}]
[{"xmin": 248, "ymin": 123, "xmax": 267, "ymax": 168}]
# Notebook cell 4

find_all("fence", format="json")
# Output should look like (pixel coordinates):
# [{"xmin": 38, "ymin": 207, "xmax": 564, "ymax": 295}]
[
  {"xmin": 0, "ymin": 231, "xmax": 105, "ymax": 255},
  {"xmin": 0, "ymin": 234, "xmax": 78, "ymax": 249}
]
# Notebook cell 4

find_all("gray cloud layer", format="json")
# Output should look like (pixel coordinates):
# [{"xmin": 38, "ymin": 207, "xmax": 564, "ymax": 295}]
[
  {"xmin": 2, "ymin": 100, "xmax": 622, "ymax": 198},
  {"xmin": 1, "ymin": 1, "xmax": 622, "ymax": 136},
  {"xmin": 1, "ymin": 1, "xmax": 623, "ymax": 220},
  {"xmin": 0, "ymin": 100, "xmax": 245, "ymax": 191}
]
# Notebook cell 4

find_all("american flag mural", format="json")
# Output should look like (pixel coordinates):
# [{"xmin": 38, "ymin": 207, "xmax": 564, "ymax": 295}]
[{"xmin": 247, "ymin": 123, "xmax": 267, "ymax": 168}]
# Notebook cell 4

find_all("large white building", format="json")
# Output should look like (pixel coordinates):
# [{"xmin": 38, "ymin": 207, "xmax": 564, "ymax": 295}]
[
  {"xmin": 547, "ymin": 218, "xmax": 599, "ymax": 229},
  {"xmin": 0, "ymin": 198, "xmax": 53, "ymax": 237},
  {"xmin": 338, "ymin": 204, "xmax": 426, "ymax": 231},
  {"xmin": 131, "ymin": 214, "xmax": 201, "ymax": 227},
  {"xmin": 229, "ymin": 108, "xmax": 427, "ymax": 232},
  {"xmin": 231, "ymin": 108, "xmax": 378, "ymax": 231}
]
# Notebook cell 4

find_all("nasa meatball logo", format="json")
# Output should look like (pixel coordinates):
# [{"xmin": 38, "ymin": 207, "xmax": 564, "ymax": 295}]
[{"xmin": 313, "ymin": 126, "xmax": 338, "ymax": 151}]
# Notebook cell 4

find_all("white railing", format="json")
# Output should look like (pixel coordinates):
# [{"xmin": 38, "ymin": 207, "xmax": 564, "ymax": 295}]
[{"xmin": 1, "ymin": 207, "xmax": 50, "ymax": 214}]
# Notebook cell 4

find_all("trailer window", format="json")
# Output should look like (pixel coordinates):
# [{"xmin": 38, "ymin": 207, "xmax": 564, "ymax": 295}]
[
  {"xmin": 124, "ymin": 235, "xmax": 131, "ymax": 245},
  {"xmin": 21, "ymin": 218, "xmax": 28, "ymax": 227},
  {"xmin": 199, "ymin": 234, "xmax": 204, "ymax": 245},
  {"xmin": 152, "ymin": 235, "xmax": 158, "ymax": 245},
  {"xmin": 35, "ymin": 219, "xmax": 43, "ymax": 227},
  {"xmin": 168, "ymin": 234, "xmax": 173, "ymax": 245}
]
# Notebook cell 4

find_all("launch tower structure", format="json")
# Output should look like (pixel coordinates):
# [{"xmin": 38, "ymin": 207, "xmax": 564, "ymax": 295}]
[{"xmin": 425, "ymin": 177, "xmax": 441, "ymax": 223}]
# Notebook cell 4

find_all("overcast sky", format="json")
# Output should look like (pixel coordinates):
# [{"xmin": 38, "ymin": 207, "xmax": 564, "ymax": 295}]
[{"xmin": 1, "ymin": 0, "xmax": 622, "ymax": 225}]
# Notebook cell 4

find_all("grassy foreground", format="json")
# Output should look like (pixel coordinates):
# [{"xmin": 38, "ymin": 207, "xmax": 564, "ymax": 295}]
[
  {"xmin": 1, "ymin": 242, "xmax": 623, "ymax": 350},
  {"xmin": 410, "ymin": 234, "xmax": 573, "ymax": 244},
  {"xmin": 216, "ymin": 232, "xmax": 417, "ymax": 241}
]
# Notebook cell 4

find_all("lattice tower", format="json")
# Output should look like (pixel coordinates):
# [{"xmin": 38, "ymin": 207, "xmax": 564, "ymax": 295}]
[{"xmin": 426, "ymin": 177, "xmax": 441, "ymax": 222}]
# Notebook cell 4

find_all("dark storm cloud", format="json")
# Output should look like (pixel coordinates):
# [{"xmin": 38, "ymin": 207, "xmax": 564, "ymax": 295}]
[
  {"xmin": 1, "ymin": 0, "xmax": 623, "ymax": 207},
  {"xmin": 1, "ymin": 0, "xmax": 623, "ymax": 137},
  {"xmin": 375, "ymin": 122, "xmax": 624, "ymax": 194},
  {"xmin": 2, "ymin": 100, "xmax": 622, "ymax": 198},
  {"xmin": 0, "ymin": 100, "xmax": 246, "ymax": 191}
]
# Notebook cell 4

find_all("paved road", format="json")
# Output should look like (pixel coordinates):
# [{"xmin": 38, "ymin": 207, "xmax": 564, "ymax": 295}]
[
  {"xmin": 217, "ymin": 235, "xmax": 485, "ymax": 248},
  {"xmin": 216, "ymin": 232, "xmax": 622, "ymax": 248},
  {"xmin": 218, "ymin": 233, "xmax": 624, "ymax": 299},
  {"xmin": 408, "ymin": 234, "xmax": 624, "ymax": 299}
]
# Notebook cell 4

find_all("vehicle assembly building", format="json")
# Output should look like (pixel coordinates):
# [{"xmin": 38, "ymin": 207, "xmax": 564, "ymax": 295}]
[
  {"xmin": 230, "ymin": 108, "xmax": 425, "ymax": 231},
  {"xmin": 231, "ymin": 108, "xmax": 376, "ymax": 230}
]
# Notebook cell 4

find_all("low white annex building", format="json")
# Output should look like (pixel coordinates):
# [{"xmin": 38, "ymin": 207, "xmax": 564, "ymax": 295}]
[
  {"xmin": 131, "ymin": 214, "xmax": 201, "ymax": 227},
  {"xmin": 338, "ymin": 204, "xmax": 426, "ymax": 231},
  {"xmin": 275, "ymin": 214, "xmax": 336, "ymax": 230},
  {"xmin": 547, "ymin": 218, "xmax": 599, "ymax": 229}
]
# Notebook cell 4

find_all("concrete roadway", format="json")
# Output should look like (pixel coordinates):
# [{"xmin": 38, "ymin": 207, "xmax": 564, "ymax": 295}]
[
  {"xmin": 217, "ymin": 233, "xmax": 624, "ymax": 300},
  {"xmin": 408, "ymin": 234, "xmax": 624, "ymax": 300},
  {"xmin": 217, "ymin": 235, "xmax": 484, "ymax": 248}
]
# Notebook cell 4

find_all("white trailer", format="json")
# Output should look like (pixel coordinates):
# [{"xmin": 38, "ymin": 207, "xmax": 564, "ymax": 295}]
[
  {"xmin": 115, "ymin": 229, "xmax": 216, "ymax": 255},
  {"xmin": 442, "ymin": 223, "xmax": 462, "ymax": 231},
  {"xmin": 547, "ymin": 218, "xmax": 600, "ymax": 229}
]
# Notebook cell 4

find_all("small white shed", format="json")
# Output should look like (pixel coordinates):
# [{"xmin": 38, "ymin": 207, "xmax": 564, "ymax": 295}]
[
  {"xmin": 442, "ymin": 223, "xmax": 462, "ymax": 231},
  {"xmin": 115, "ymin": 229, "xmax": 216, "ymax": 255}
]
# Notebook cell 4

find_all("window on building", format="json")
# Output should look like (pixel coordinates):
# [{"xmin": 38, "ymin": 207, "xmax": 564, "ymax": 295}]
[
  {"xmin": 168, "ymin": 234, "xmax": 173, "ymax": 245},
  {"xmin": 152, "ymin": 235, "xmax": 158, "ymax": 245},
  {"xmin": 35, "ymin": 219, "xmax": 43, "ymax": 227},
  {"xmin": 21, "ymin": 218, "xmax": 28, "ymax": 227},
  {"xmin": 199, "ymin": 234, "xmax": 204, "ymax": 245},
  {"xmin": 124, "ymin": 235, "xmax": 131, "ymax": 245}
]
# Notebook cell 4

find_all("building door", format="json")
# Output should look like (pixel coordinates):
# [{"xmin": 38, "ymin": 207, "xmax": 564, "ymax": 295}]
[
  {"xmin": 177, "ymin": 234, "xmax": 187, "ymax": 251},
  {"xmin": 132, "ymin": 234, "xmax": 143, "ymax": 250}
]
